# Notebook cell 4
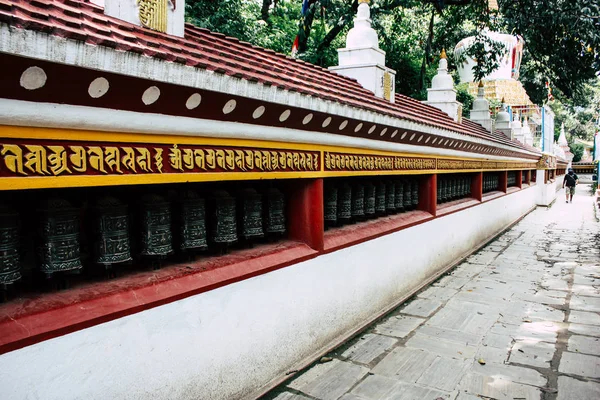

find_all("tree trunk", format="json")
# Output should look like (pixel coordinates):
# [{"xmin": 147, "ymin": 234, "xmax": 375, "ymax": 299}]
[{"xmin": 261, "ymin": 0, "xmax": 272, "ymax": 24}]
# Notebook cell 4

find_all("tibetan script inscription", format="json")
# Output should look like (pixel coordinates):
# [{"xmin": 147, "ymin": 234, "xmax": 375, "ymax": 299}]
[
  {"xmin": 463, "ymin": 160, "xmax": 483, "ymax": 169},
  {"xmin": 324, "ymin": 152, "xmax": 436, "ymax": 172},
  {"xmin": 437, "ymin": 160, "xmax": 464, "ymax": 170},
  {"xmin": 0, "ymin": 140, "xmax": 320, "ymax": 178}
]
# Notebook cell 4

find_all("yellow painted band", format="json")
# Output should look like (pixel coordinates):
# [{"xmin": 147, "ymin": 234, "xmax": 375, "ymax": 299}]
[{"xmin": 0, "ymin": 171, "xmax": 325, "ymax": 191}]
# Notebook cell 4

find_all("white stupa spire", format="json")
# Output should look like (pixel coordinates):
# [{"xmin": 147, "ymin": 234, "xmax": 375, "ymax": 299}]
[
  {"xmin": 346, "ymin": 0, "xmax": 379, "ymax": 49},
  {"xmin": 470, "ymin": 81, "xmax": 492, "ymax": 131},
  {"xmin": 330, "ymin": 0, "xmax": 396, "ymax": 102},
  {"xmin": 424, "ymin": 50, "xmax": 463, "ymax": 122},
  {"xmin": 496, "ymin": 98, "xmax": 512, "ymax": 139},
  {"xmin": 558, "ymin": 123, "xmax": 568, "ymax": 146},
  {"xmin": 521, "ymin": 116, "xmax": 534, "ymax": 146}
]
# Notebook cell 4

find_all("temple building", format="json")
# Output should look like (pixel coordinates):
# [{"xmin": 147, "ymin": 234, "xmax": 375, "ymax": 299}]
[{"xmin": 0, "ymin": 0, "xmax": 567, "ymax": 399}]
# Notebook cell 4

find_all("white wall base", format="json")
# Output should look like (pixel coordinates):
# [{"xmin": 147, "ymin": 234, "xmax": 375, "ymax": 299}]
[
  {"xmin": 536, "ymin": 170, "xmax": 557, "ymax": 206},
  {"xmin": 0, "ymin": 187, "xmax": 537, "ymax": 400}
]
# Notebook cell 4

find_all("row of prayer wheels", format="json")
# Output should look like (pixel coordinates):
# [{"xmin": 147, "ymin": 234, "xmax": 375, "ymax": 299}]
[
  {"xmin": 437, "ymin": 175, "xmax": 472, "ymax": 204},
  {"xmin": 483, "ymin": 174, "xmax": 500, "ymax": 193},
  {"xmin": 0, "ymin": 187, "xmax": 286, "ymax": 285},
  {"xmin": 324, "ymin": 178, "xmax": 420, "ymax": 228}
]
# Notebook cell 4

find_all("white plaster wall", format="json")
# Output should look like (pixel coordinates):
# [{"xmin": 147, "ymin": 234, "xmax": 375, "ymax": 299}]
[
  {"xmin": 536, "ymin": 170, "xmax": 558, "ymax": 206},
  {"xmin": 0, "ymin": 188, "xmax": 537, "ymax": 400}
]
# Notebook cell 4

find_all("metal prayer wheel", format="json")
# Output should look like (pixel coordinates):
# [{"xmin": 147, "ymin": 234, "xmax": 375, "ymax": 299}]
[
  {"xmin": 439, "ymin": 179, "xmax": 446, "ymax": 203},
  {"xmin": 139, "ymin": 194, "xmax": 173, "ymax": 257},
  {"xmin": 364, "ymin": 183, "xmax": 376, "ymax": 217},
  {"xmin": 395, "ymin": 181, "xmax": 404, "ymax": 212},
  {"xmin": 386, "ymin": 181, "xmax": 396, "ymax": 213},
  {"xmin": 451, "ymin": 179, "xmax": 457, "ymax": 199},
  {"xmin": 239, "ymin": 188, "xmax": 264, "ymax": 240},
  {"xmin": 436, "ymin": 180, "xmax": 442, "ymax": 204},
  {"xmin": 178, "ymin": 191, "xmax": 208, "ymax": 251},
  {"xmin": 38, "ymin": 198, "xmax": 83, "ymax": 276},
  {"xmin": 212, "ymin": 190, "xmax": 237, "ymax": 245},
  {"xmin": 337, "ymin": 183, "xmax": 352, "ymax": 223},
  {"xmin": 351, "ymin": 184, "xmax": 365, "ymax": 219},
  {"xmin": 264, "ymin": 188, "xmax": 286, "ymax": 235},
  {"xmin": 0, "ymin": 205, "xmax": 20, "ymax": 285},
  {"xmin": 93, "ymin": 196, "xmax": 132, "ymax": 266},
  {"xmin": 403, "ymin": 180, "xmax": 412, "ymax": 210},
  {"xmin": 324, "ymin": 185, "xmax": 338, "ymax": 226},
  {"xmin": 411, "ymin": 181, "xmax": 419, "ymax": 208},
  {"xmin": 375, "ymin": 181, "xmax": 386, "ymax": 214}
]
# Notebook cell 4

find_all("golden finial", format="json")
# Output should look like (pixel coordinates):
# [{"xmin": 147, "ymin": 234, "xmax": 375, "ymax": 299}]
[
  {"xmin": 358, "ymin": 0, "xmax": 370, "ymax": 3},
  {"xmin": 440, "ymin": 49, "xmax": 447, "ymax": 59},
  {"xmin": 501, "ymin": 97, "xmax": 505, "ymax": 104},
  {"xmin": 478, "ymin": 80, "xmax": 484, "ymax": 88}
]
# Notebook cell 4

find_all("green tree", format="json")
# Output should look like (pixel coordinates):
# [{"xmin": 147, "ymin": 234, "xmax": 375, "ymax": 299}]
[
  {"xmin": 185, "ymin": 0, "xmax": 599, "ymax": 104},
  {"xmin": 570, "ymin": 143, "xmax": 585, "ymax": 162}
]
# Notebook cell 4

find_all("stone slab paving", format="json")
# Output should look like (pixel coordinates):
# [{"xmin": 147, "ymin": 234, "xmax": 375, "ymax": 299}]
[{"xmin": 265, "ymin": 188, "xmax": 600, "ymax": 400}]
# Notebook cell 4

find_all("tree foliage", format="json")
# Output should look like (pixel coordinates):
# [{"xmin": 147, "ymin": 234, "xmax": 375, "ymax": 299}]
[
  {"xmin": 185, "ymin": 0, "xmax": 599, "ymax": 105},
  {"xmin": 570, "ymin": 143, "xmax": 585, "ymax": 163}
]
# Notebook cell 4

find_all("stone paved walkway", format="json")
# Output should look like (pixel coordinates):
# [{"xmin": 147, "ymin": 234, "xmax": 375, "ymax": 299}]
[{"xmin": 265, "ymin": 187, "xmax": 600, "ymax": 400}]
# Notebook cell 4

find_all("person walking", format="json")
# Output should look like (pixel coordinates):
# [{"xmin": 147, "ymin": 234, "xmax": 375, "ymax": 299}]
[{"xmin": 563, "ymin": 168, "xmax": 579, "ymax": 203}]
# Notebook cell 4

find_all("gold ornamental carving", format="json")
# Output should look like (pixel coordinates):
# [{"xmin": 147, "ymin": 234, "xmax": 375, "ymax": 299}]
[
  {"xmin": 137, "ymin": 0, "xmax": 168, "ymax": 33},
  {"xmin": 383, "ymin": 72, "xmax": 392, "ymax": 101}
]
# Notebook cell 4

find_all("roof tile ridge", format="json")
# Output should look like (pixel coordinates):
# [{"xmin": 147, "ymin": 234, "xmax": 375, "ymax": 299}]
[{"xmin": 183, "ymin": 27, "xmax": 370, "ymax": 91}]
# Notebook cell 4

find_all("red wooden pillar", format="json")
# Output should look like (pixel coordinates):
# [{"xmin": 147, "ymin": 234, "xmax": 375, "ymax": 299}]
[
  {"xmin": 472, "ymin": 172, "xmax": 483, "ymax": 201},
  {"xmin": 500, "ymin": 171, "xmax": 508, "ymax": 192},
  {"xmin": 288, "ymin": 178, "xmax": 324, "ymax": 251},
  {"xmin": 516, "ymin": 170, "xmax": 523, "ymax": 188},
  {"xmin": 418, "ymin": 174, "xmax": 436, "ymax": 216},
  {"xmin": 526, "ymin": 170, "xmax": 531, "ymax": 184}
]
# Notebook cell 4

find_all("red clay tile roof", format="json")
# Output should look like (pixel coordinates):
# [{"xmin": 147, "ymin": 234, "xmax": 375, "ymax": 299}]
[{"xmin": 0, "ymin": 0, "xmax": 539, "ymax": 154}]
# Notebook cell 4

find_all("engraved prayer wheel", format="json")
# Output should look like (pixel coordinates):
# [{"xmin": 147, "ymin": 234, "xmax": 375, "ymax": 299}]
[
  {"xmin": 351, "ymin": 184, "xmax": 365, "ymax": 219},
  {"xmin": 264, "ymin": 188, "xmax": 286, "ymax": 235},
  {"xmin": 212, "ymin": 190, "xmax": 237, "ymax": 245},
  {"xmin": 436, "ymin": 179, "xmax": 442, "ymax": 204},
  {"xmin": 139, "ymin": 194, "xmax": 173, "ymax": 257},
  {"xmin": 395, "ymin": 180, "xmax": 404, "ymax": 212},
  {"xmin": 411, "ymin": 181, "xmax": 419, "ymax": 208},
  {"xmin": 467, "ymin": 177, "xmax": 472, "ymax": 195},
  {"xmin": 364, "ymin": 183, "xmax": 376, "ymax": 217},
  {"xmin": 38, "ymin": 198, "xmax": 83, "ymax": 276},
  {"xmin": 385, "ymin": 181, "xmax": 396, "ymax": 213},
  {"xmin": 0, "ymin": 205, "xmax": 20, "ymax": 285},
  {"xmin": 403, "ymin": 180, "xmax": 412, "ymax": 210},
  {"xmin": 93, "ymin": 196, "xmax": 132, "ymax": 267},
  {"xmin": 439, "ymin": 179, "xmax": 446, "ymax": 203},
  {"xmin": 239, "ymin": 188, "xmax": 264, "ymax": 240},
  {"xmin": 375, "ymin": 181, "xmax": 386, "ymax": 214},
  {"xmin": 452, "ymin": 178, "xmax": 458, "ymax": 199},
  {"xmin": 324, "ymin": 185, "xmax": 338, "ymax": 226},
  {"xmin": 337, "ymin": 183, "xmax": 352, "ymax": 223},
  {"xmin": 178, "ymin": 191, "xmax": 208, "ymax": 251}
]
